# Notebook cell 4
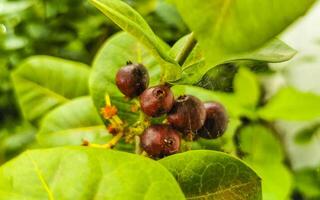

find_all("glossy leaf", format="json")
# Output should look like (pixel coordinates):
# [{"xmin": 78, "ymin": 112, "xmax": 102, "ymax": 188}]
[
  {"xmin": 234, "ymin": 67, "xmax": 261, "ymax": 108},
  {"xmin": 11, "ymin": 56, "xmax": 90, "ymax": 122},
  {"xmin": 160, "ymin": 150, "xmax": 262, "ymax": 200},
  {"xmin": 89, "ymin": 0, "xmax": 180, "ymax": 81},
  {"xmin": 0, "ymin": 147, "xmax": 185, "ymax": 200},
  {"xmin": 90, "ymin": 32, "xmax": 161, "ymax": 125},
  {"xmin": 172, "ymin": 0, "xmax": 314, "ymax": 83},
  {"xmin": 238, "ymin": 124, "xmax": 292, "ymax": 200},
  {"xmin": 37, "ymin": 97, "xmax": 111, "ymax": 147},
  {"xmin": 258, "ymin": 87, "xmax": 320, "ymax": 121}
]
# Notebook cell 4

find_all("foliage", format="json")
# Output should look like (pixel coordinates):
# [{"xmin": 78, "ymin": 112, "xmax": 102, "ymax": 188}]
[{"xmin": 0, "ymin": 0, "xmax": 319, "ymax": 199}]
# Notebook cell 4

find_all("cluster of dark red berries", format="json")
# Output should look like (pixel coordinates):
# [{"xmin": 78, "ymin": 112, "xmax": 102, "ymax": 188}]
[{"xmin": 116, "ymin": 62, "xmax": 228, "ymax": 158}]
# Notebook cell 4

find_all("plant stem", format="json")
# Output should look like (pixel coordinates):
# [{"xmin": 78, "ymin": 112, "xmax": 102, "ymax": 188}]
[{"xmin": 175, "ymin": 32, "xmax": 197, "ymax": 66}]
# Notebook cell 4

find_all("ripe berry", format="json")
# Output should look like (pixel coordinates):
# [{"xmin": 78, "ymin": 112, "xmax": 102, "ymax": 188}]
[
  {"xmin": 167, "ymin": 95, "xmax": 206, "ymax": 133},
  {"xmin": 140, "ymin": 124, "xmax": 181, "ymax": 157},
  {"xmin": 140, "ymin": 85, "xmax": 174, "ymax": 117},
  {"xmin": 198, "ymin": 102, "xmax": 228, "ymax": 139},
  {"xmin": 115, "ymin": 63, "xmax": 149, "ymax": 98}
]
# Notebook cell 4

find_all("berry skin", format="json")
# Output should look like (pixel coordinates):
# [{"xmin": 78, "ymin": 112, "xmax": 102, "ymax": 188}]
[
  {"xmin": 140, "ymin": 85, "xmax": 174, "ymax": 117},
  {"xmin": 115, "ymin": 63, "xmax": 149, "ymax": 98},
  {"xmin": 140, "ymin": 124, "xmax": 181, "ymax": 157},
  {"xmin": 198, "ymin": 102, "xmax": 228, "ymax": 139},
  {"xmin": 167, "ymin": 95, "xmax": 206, "ymax": 133}
]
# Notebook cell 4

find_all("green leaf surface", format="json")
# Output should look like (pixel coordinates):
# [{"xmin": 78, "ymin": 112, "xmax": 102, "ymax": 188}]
[
  {"xmin": 89, "ymin": 0, "xmax": 180, "ymax": 81},
  {"xmin": 160, "ymin": 150, "xmax": 262, "ymax": 200},
  {"xmin": 0, "ymin": 147, "xmax": 185, "ymax": 200},
  {"xmin": 294, "ymin": 166, "xmax": 320, "ymax": 199},
  {"xmin": 238, "ymin": 124, "xmax": 292, "ymax": 200},
  {"xmin": 0, "ymin": 1, "xmax": 32, "ymax": 16},
  {"xmin": 294, "ymin": 123, "xmax": 320, "ymax": 144},
  {"xmin": 11, "ymin": 56, "xmax": 90, "ymax": 123},
  {"xmin": 172, "ymin": 0, "xmax": 314, "ymax": 83},
  {"xmin": 37, "ymin": 97, "xmax": 111, "ymax": 147},
  {"xmin": 258, "ymin": 87, "xmax": 320, "ymax": 121},
  {"xmin": 90, "ymin": 32, "xmax": 161, "ymax": 125},
  {"xmin": 234, "ymin": 67, "xmax": 260, "ymax": 108}
]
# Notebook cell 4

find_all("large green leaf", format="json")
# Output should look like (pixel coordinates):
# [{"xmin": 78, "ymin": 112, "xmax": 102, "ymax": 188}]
[
  {"xmin": 90, "ymin": 32, "xmax": 161, "ymax": 125},
  {"xmin": 172, "ymin": 0, "xmax": 314, "ymax": 83},
  {"xmin": 89, "ymin": 0, "xmax": 180, "ymax": 81},
  {"xmin": 0, "ymin": 147, "xmax": 185, "ymax": 200},
  {"xmin": 170, "ymin": 35, "xmax": 296, "ymax": 84},
  {"xmin": 160, "ymin": 150, "xmax": 262, "ymax": 200},
  {"xmin": 258, "ymin": 87, "xmax": 320, "ymax": 121},
  {"xmin": 12, "ymin": 56, "xmax": 90, "ymax": 123},
  {"xmin": 37, "ymin": 97, "xmax": 111, "ymax": 147},
  {"xmin": 238, "ymin": 124, "xmax": 292, "ymax": 200}
]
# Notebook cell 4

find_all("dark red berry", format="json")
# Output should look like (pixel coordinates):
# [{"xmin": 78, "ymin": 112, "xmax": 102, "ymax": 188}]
[
  {"xmin": 115, "ymin": 63, "xmax": 149, "ymax": 98},
  {"xmin": 198, "ymin": 102, "xmax": 228, "ymax": 139},
  {"xmin": 167, "ymin": 95, "xmax": 206, "ymax": 133},
  {"xmin": 140, "ymin": 124, "xmax": 181, "ymax": 157},
  {"xmin": 140, "ymin": 85, "xmax": 174, "ymax": 117}
]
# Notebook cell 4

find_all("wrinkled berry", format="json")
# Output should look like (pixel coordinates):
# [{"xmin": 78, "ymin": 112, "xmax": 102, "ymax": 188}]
[
  {"xmin": 198, "ymin": 102, "xmax": 228, "ymax": 139},
  {"xmin": 115, "ymin": 63, "xmax": 149, "ymax": 98},
  {"xmin": 140, "ymin": 124, "xmax": 181, "ymax": 157},
  {"xmin": 167, "ymin": 95, "xmax": 206, "ymax": 133},
  {"xmin": 140, "ymin": 85, "xmax": 174, "ymax": 117}
]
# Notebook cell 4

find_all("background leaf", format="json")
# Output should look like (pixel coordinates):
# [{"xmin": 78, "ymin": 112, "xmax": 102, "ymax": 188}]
[
  {"xmin": 89, "ymin": 0, "xmax": 180, "ymax": 81},
  {"xmin": 0, "ymin": 147, "xmax": 185, "ymax": 200},
  {"xmin": 238, "ymin": 124, "xmax": 293, "ymax": 200},
  {"xmin": 90, "ymin": 32, "xmax": 161, "ymax": 125},
  {"xmin": 37, "ymin": 97, "xmax": 111, "ymax": 147},
  {"xmin": 234, "ymin": 67, "xmax": 261, "ymax": 108},
  {"xmin": 172, "ymin": 0, "xmax": 314, "ymax": 83},
  {"xmin": 160, "ymin": 150, "xmax": 262, "ymax": 200},
  {"xmin": 258, "ymin": 87, "xmax": 320, "ymax": 121},
  {"xmin": 11, "ymin": 56, "xmax": 90, "ymax": 123}
]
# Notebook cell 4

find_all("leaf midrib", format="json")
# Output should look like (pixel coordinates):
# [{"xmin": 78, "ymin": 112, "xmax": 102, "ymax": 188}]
[{"xmin": 13, "ymin": 75, "xmax": 70, "ymax": 102}]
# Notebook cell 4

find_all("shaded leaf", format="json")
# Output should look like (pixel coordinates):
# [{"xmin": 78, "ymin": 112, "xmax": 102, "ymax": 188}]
[
  {"xmin": 0, "ymin": 147, "xmax": 185, "ymax": 200},
  {"xmin": 11, "ymin": 56, "xmax": 90, "ymax": 123},
  {"xmin": 294, "ymin": 166, "xmax": 320, "ymax": 199},
  {"xmin": 294, "ymin": 123, "xmax": 320, "ymax": 144},
  {"xmin": 160, "ymin": 150, "xmax": 262, "ymax": 200}
]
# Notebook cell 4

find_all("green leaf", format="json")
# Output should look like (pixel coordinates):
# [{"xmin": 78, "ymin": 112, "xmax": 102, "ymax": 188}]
[
  {"xmin": 0, "ymin": 147, "xmax": 185, "ymax": 200},
  {"xmin": 238, "ymin": 124, "xmax": 292, "ymax": 200},
  {"xmin": 172, "ymin": 0, "xmax": 314, "ymax": 82},
  {"xmin": 37, "ymin": 97, "xmax": 111, "ymax": 147},
  {"xmin": 234, "ymin": 67, "xmax": 260, "ymax": 108},
  {"xmin": 90, "ymin": 32, "xmax": 161, "ymax": 125},
  {"xmin": 159, "ymin": 150, "xmax": 262, "ymax": 200},
  {"xmin": 294, "ymin": 166, "xmax": 320, "ymax": 199},
  {"xmin": 170, "ymin": 35, "xmax": 296, "ymax": 84},
  {"xmin": 294, "ymin": 123, "xmax": 320, "ymax": 144},
  {"xmin": 89, "ymin": 0, "xmax": 180, "ymax": 81},
  {"xmin": 258, "ymin": 87, "xmax": 320, "ymax": 121},
  {"xmin": 0, "ymin": 1, "xmax": 32, "ymax": 16},
  {"xmin": 11, "ymin": 56, "xmax": 90, "ymax": 123}
]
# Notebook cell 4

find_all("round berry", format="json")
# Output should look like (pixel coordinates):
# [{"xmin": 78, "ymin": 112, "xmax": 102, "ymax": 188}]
[
  {"xmin": 167, "ymin": 95, "xmax": 206, "ymax": 133},
  {"xmin": 198, "ymin": 102, "xmax": 228, "ymax": 139},
  {"xmin": 140, "ymin": 85, "xmax": 174, "ymax": 117},
  {"xmin": 140, "ymin": 124, "xmax": 181, "ymax": 157},
  {"xmin": 115, "ymin": 63, "xmax": 149, "ymax": 98}
]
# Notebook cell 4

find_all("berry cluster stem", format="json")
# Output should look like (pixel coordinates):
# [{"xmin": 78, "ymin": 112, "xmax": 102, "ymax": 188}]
[{"xmin": 175, "ymin": 32, "xmax": 197, "ymax": 66}]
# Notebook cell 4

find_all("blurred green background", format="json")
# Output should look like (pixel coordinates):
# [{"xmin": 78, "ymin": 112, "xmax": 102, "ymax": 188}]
[{"xmin": 0, "ymin": 0, "xmax": 319, "ymax": 200}]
